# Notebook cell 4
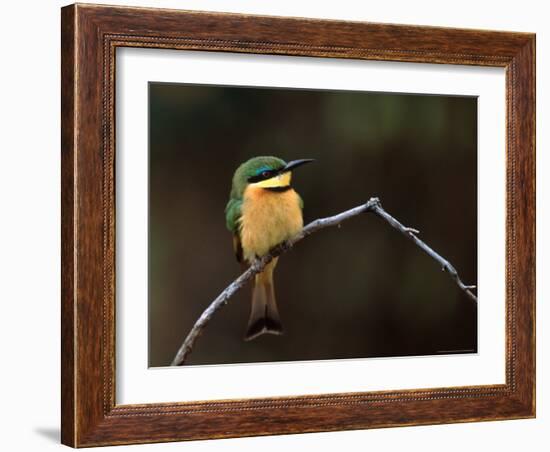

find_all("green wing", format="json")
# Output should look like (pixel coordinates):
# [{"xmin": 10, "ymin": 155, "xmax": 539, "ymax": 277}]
[
  {"xmin": 298, "ymin": 193, "xmax": 304, "ymax": 210},
  {"xmin": 225, "ymin": 198, "xmax": 242, "ymax": 233},
  {"xmin": 225, "ymin": 198, "xmax": 244, "ymax": 263}
]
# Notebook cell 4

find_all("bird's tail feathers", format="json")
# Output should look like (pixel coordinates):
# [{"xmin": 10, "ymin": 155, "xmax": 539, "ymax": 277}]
[{"xmin": 244, "ymin": 260, "xmax": 283, "ymax": 341}]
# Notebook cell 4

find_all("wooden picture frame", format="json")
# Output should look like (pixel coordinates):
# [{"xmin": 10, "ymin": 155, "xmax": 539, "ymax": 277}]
[{"xmin": 61, "ymin": 3, "xmax": 535, "ymax": 447}]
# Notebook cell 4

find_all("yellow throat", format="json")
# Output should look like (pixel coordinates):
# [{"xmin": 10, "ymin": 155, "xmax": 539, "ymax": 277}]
[{"xmin": 250, "ymin": 171, "xmax": 292, "ymax": 189}]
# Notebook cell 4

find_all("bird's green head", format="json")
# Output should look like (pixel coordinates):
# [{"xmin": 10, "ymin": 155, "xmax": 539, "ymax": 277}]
[{"xmin": 230, "ymin": 156, "xmax": 314, "ymax": 197}]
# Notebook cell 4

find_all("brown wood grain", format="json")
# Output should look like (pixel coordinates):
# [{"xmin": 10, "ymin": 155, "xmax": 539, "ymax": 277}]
[
  {"xmin": 60, "ymin": 5, "xmax": 76, "ymax": 446},
  {"xmin": 61, "ymin": 3, "xmax": 536, "ymax": 447}
]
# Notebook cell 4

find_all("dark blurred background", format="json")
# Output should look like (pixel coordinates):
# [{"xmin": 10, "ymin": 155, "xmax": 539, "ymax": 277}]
[{"xmin": 148, "ymin": 82, "xmax": 477, "ymax": 367}]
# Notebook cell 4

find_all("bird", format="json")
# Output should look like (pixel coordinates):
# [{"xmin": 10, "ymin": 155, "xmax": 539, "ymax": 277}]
[{"xmin": 225, "ymin": 156, "xmax": 314, "ymax": 341}]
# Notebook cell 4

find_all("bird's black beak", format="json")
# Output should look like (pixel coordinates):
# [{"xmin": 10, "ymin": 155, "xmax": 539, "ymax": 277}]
[{"xmin": 282, "ymin": 159, "xmax": 315, "ymax": 173}]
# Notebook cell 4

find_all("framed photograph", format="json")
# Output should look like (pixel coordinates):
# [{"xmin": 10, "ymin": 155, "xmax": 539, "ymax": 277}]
[{"xmin": 61, "ymin": 3, "xmax": 535, "ymax": 447}]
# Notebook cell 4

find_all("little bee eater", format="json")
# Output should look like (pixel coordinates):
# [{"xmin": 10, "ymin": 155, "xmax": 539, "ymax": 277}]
[{"xmin": 225, "ymin": 156, "xmax": 314, "ymax": 341}]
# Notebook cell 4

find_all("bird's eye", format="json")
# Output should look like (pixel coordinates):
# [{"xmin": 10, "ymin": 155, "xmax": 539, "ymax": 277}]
[{"xmin": 261, "ymin": 171, "xmax": 271, "ymax": 178}]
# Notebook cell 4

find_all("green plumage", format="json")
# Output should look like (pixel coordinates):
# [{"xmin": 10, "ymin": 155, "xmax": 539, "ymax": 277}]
[{"xmin": 225, "ymin": 198, "xmax": 243, "ymax": 233}]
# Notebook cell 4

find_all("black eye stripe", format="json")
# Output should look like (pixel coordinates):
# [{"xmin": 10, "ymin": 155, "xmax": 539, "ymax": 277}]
[
  {"xmin": 247, "ymin": 172, "xmax": 272, "ymax": 183},
  {"xmin": 247, "ymin": 166, "xmax": 284, "ymax": 183}
]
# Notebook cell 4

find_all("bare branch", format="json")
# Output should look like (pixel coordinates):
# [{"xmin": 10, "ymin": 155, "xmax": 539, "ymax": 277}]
[
  {"xmin": 171, "ymin": 197, "xmax": 477, "ymax": 366},
  {"xmin": 369, "ymin": 202, "xmax": 477, "ymax": 302}
]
